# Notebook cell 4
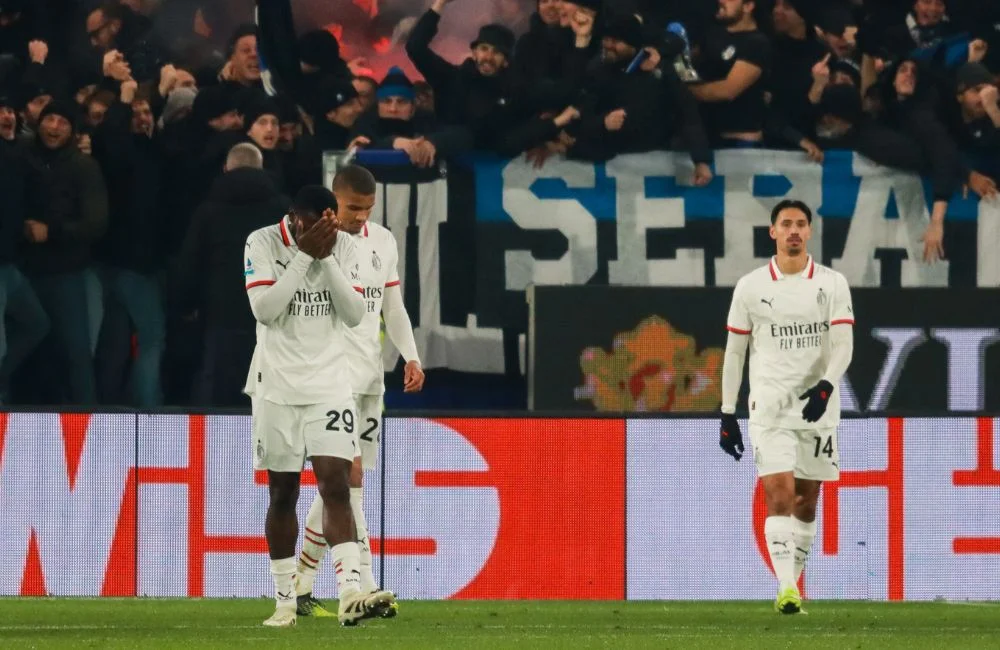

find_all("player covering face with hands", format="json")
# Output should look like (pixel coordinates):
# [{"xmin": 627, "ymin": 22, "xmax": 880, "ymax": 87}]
[
  {"xmin": 719, "ymin": 199, "xmax": 854, "ymax": 615},
  {"xmin": 289, "ymin": 166, "xmax": 424, "ymax": 620},
  {"xmin": 243, "ymin": 185, "xmax": 396, "ymax": 628}
]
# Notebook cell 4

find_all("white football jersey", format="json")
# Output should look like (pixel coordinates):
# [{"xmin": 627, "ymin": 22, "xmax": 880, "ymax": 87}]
[
  {"xmin": 726, "ymin": 256, "xmax": 854, "ymax": 429},
  {"xmin": 243, "ymin": 216, "xmax": 361, "ymax": 405},
  {"xmin": 346, "ymin": 222, "xmax": 401, "ymax": 395}
]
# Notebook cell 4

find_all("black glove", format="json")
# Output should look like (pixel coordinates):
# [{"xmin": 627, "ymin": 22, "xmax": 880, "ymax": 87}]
[
  {"xmin": 800, "ymin": 380, "xmax": 834, "ymax": 423},
  {"xmin": 719, "ymin": 413, "xmax": 744, "ymax": 461}
]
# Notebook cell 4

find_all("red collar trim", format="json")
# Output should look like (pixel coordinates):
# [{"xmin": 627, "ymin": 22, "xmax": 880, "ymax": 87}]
[
  {"xmin": 363, "ymin": 223, "xmax": 369, "ymax": 238},
  {"xmin": 279, "ymin": 217, "xmax": 293, "ymax": 247},
  {"xmin": 769, "ymin": 256, "xmax": 814, "ymax": 281}
]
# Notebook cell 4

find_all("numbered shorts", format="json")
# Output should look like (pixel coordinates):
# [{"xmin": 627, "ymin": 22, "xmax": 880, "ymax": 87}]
[
  {"xmin": 355, "ymin": 393, "xmax": 383, "ymax": 470},
  {"xmin": 749, "ymin": 424, "xmax": 840, "ymax": 482},
  {"xmin": 252, "ymin": 397, "xmax": 358, "ymax": 473}
]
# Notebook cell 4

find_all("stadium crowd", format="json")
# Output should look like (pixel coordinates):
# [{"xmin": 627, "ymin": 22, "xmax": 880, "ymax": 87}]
[{"xmin": 0, "ymin": 0, "xmax": 997, "ymax": 408}]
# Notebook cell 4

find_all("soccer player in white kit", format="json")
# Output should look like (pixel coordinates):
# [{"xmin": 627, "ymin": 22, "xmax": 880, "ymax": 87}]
[
  {"xmin": 719, "ymin": 199, "xmax": 854, "ymax": 614},
  {"xmin": 293, "ymin": 165, "xmax": 424, "ymax": 619},
  {"xmin": 244, "ymin": 185, "xmax": 396, "ymax": 627}
]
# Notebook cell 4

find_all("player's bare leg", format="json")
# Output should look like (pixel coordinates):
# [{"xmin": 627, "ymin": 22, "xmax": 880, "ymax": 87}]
[
  {"xmin": 760, "ymin": 472, "xmax": 802, "ymax": 614},
  {"xmin": 295, "ymin": 492, "xmax": 334, "ymax": 616},
  {"xmin": 311, "ymin": 455, "xmax": 395, "ymax": 626},
  {"xmin": 263, "ymin": 471, "xmax": 301, "ymax": 627},
  {"xmin": 792, "ymin": 479, "xmax": 821, "ymax": 585}
]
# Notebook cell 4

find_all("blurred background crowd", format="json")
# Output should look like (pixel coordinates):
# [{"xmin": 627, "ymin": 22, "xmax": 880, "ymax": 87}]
[{"xmin": 0, "ymin": 0, "xmax": 997, "ymax": 408}]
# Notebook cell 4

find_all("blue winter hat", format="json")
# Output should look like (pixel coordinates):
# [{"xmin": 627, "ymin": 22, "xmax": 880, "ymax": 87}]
[{"xmin": 376, "ymin": 66, "xmax": 415, "ymax": 101}]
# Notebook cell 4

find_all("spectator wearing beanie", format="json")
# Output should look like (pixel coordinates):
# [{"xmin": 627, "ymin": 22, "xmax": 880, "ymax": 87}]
[
  {"xmin": 0, "ymin": 94, "xmax": 18, "ymax": 146},
  {"xmin": 947, "ymin": 62, "xmax": 1000, "ymax": 181},
  {"xmin": 311, "ymin": 75, "xmax": 364, "ymax": 151},
  {"xmin": 242, "ymin": 94, "xmax": 285, "ymax": 191},
  {"xmin": 298, "ymin": 29, "xmax": 350, "ymax": 81},
  {"xmin": 351, "ymin": 66, "xmax": 472, "ymax": 167},
  {"xmin": 91, "ymin": 79, "xmax": 169, "ymax": 407},
  {"xmin": 18, "ymin": 83, "xmax": 53, "ymax": 142},
  {"xmin": 406, "ymin": 0, "xmax": 527, "ymax": 152},
  {"xmin": 22, "ymin": 99, "xmax": 108, "ymax": 405}
]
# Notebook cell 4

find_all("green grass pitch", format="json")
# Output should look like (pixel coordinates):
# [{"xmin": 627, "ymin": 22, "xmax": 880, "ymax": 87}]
[{"xmin": 2, "ymin": 599, "xmax": 999, "ymax": 649}]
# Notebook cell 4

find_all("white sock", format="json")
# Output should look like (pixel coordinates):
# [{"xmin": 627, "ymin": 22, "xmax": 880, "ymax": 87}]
[
  {"xmin": 764, "ymin": 515, "xmax": 797, "ymax": 588},
  {"xmin": 792, "ymin": 516, "xmax": 817, "ymax": 582},
  {"xmin": 270, "ymin": 557, "xmax": 297, "ymax": 609},
  {"xmin": 330, "ymin": 542, "xmax": 362, "ymax": 598},
  {"xmin": 351, "ymin": 487, "xmax": 378, "ymax": 592},
  {"xmin": 296, "ymin": 493, "xmax": 328, "ymax": 596}
]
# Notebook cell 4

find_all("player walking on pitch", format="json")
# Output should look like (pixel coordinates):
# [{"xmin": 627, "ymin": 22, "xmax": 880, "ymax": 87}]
[
  {"xmin": 244, "ymin": 185, "xmax": 396, "ymax": 627},
  {"xmin": 719, "ymin": 199, "xmax": 854, "ymax": 614},
  {"xmin": 294, "ymin": 165, "xmax": 424, "ymax": 618}
]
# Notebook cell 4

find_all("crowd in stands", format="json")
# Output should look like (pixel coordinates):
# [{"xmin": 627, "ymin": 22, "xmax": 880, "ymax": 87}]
[{"xmin": 0, "ymin": 0, "xmax": 997, "ymax": 408}]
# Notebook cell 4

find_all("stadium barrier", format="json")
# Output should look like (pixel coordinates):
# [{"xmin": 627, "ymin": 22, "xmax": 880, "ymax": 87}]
[
  {"xmin": 2, "ymin": 413, "xmax": 998, "ymax": 600},
  {"xmin": 527, "ymin": 286, "xmax": 1000, "ymax": 412}
]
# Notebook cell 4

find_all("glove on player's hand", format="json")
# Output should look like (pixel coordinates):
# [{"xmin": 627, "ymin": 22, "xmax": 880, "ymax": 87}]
[
  {"xmin": 720, "ymin": 413, "xmax": 744, "ymax": 461},
  {"xmin": 800, "ymin": 380, "xmax": 834, "ymax": 423}
]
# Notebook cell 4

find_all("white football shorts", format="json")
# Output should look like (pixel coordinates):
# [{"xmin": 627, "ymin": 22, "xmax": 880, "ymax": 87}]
[
  {"xmin": 749, "ymin": 424, "xmax": 840, "ymax": 482},
  {"xmin": 354, "ymin": 393, "xmax": 383, "ymax": 470},
  {"xmin": 252, "ymin": 397, "xmax": 359, "ymax": 473}
]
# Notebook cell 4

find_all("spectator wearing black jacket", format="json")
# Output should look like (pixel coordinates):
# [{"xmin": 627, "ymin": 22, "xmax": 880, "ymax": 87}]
[
  {"xmin": 351, "ymin": 66, "xmax": 472, "ymax": 167},
  {"xmin": 242, "ymin": 94, "xmax": 285, "ymax": 192},
  {"xmin": 175, "ymin": 143, "xmax": 289, "ymax": 406},
  {"xmin": 769, "ymin": 0, "xmax": 828, "ymax": 143},
  {"xmin": 406, "ymin": 0, "xmax": 522, "ymax": 152},
  {"xmin": 0, "ymin": 125, "xmax": 48, "ymax": 403},
  {"xmin": 512, "ymin": 0, "xmax": 569, "ymax": 90},
  {"xmin": 879, "ymin": 57, "xmax": 964, "ymax": 263},
  {"xmin": 22, "ymin": 99, "xmax": 108, "ymax": 404},
  {"xmin": 571, "ymin": 12, "xmax": 712, "ymax": 177},
  {"xmin": 85, "ymin": 2, "xmax": 165, "ymax": 84},
  {"xmin": 92, "ymin": 79, "xmax": 167, "ymax": 407},
  {"xmin": 948, "ymin": 62, "xmax": 1000, "ymax": 180}
]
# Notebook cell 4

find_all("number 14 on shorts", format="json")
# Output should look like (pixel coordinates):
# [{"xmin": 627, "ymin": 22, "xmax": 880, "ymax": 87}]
[{"xmin": 813, "ymin": 435, "xmax": 834, "ymax": 458}]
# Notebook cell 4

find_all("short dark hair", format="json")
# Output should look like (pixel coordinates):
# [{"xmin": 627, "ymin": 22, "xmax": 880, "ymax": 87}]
[
  {"xmin": 333, "ymin": 164, "xmax": 376, "ymax": 196},
  {"xmin": 354, "ymin": 75, "xmax": 377, "ymax": 89},
  {"xmin": 770, "ymin": 199, "xmax": 812, "ymax": 224},
  {"xmin": 291, "ymin": 185, "xmax": 338, "ymax": 220},
  {"xmin": 94, "ymin": 2, "xmax": 126, "ymax": 21}
]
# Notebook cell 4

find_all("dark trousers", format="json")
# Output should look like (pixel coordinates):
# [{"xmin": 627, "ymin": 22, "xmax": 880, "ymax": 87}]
[
  {"xmin": 197, "ymin": 326, "xmax": 255, "ymax": 407},
  {"xmin": 0, "ymin": 264, "xmax": 50, "ymax": 399},
  {"xmin": 30, "ymin": 270, "xmax": 99, "ymax": 405},
  {"xmin": 96, "ymin": 268, "xmax": 166, "ymax": 407}
]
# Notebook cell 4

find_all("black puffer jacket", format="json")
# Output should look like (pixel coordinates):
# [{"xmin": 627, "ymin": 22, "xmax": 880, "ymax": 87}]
[
  {"xmin": 22, "ymin": 136, "xmax": 108, "ymax": 274},
  {"xmin": 174, "ymin": 167, "xmax": 289, "ymax": 330}
]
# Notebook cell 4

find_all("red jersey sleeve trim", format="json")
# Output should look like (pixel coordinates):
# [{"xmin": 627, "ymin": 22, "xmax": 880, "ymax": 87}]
[
  {"xmin": 385, "ymin": 280, "xmax": 401, "ymax": 287},
  {"xmin": 246, "ymin": 280, "xmax": 276, "ymax": 290},
  {"xmin": 726, "ymin": 325, "xmax": 751, "ymax": 335},
  {"xmin": 831, "ymin": 319, "xmax": 855, "ymax": 326}
]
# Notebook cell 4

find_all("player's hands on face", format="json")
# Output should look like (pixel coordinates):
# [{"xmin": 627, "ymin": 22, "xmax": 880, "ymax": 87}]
[
  {"xmin": 403, "ymin": 361, "xmax": 425, "ymax": 393},
  {"xmin": 719, "ymin": 413, "xmax": 744, "ymax": 461},
  {"xmin": 297, "ymin": 214, "xmax": 339, "ymax": 259},
  {"xmin": 799, "ymin": 379, "xmax": 834, "ymax": 423}
]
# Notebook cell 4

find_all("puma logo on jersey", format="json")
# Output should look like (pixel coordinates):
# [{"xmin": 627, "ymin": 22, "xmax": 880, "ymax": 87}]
[
  {"xmin": 275, "ymin": 259, "xmax": 289, "ymax": 270},
  {"xmin": 761, "ymin": 297, "xmax": 774, "ymax": 308}
]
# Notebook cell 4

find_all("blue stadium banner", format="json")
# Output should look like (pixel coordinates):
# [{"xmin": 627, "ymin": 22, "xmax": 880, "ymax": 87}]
[{"xmin": 473, "ymin": 150, "xmax": 1000, "ymax": 333}]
